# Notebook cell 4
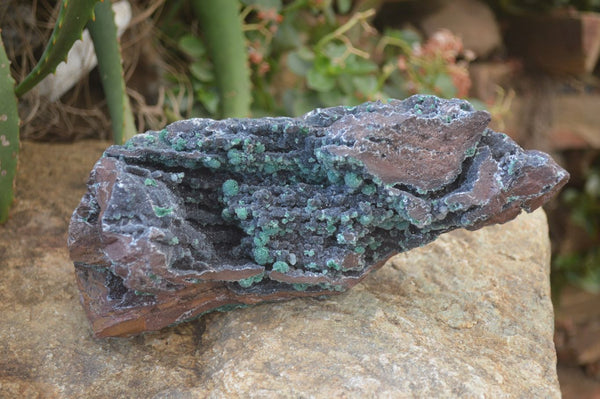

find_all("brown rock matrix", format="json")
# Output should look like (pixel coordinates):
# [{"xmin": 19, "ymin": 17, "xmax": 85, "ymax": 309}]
[{"xmin": 68, "ymin": 95, "xmax": 568, "ymax": 337}]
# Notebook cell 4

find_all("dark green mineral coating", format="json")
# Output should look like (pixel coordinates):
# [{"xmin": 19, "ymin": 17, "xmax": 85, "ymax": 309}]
[{"xmin": 68, "ymin": 95, "xmax": 569, "ymax": 337}]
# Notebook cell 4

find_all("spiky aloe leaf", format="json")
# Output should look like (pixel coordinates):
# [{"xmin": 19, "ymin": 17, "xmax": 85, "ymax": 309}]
[
  {"xmin": 192, "ymin": 0, "xmax": 251, "ymax": 118},
  {"xmin": 0, "ymin": 37, "xmax": 20, "ymax": 223},
  {"xmin": 14, "ymin": 0, "xmax": 100, "ymax": 97},
  {"xmin": 87, "ymin": 0, "xmax": 136, "ymax": 144}
]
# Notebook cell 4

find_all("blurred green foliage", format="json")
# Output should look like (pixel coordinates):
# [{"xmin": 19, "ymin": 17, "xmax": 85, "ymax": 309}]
[
  {"xmin": 159, "ymin": 0, "xmax": 473, "ymax": 120},
  {"xmin": 1, "ymin": 0, "xmax": 133, "ymax": 222},
  {"xmin": 553, "ymin": 162, "xmax": 600, "ymax": 294}
]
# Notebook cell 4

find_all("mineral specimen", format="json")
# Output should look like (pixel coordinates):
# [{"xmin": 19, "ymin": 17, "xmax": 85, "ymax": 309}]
[{"xmin": 68, "ymin": 95, "xmax": 568, "ymax": 337}]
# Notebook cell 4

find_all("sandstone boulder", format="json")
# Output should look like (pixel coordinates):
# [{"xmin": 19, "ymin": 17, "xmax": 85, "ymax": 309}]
[{"xmin": 0, "ymin": 141, "xmax": 560, "ymax": 397}]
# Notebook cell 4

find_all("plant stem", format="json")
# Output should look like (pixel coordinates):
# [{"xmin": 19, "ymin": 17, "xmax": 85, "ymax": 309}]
[
  {"xmin": 192, "ymin": 0, "xmax": 251, "ymax": 118},
  {"xmin": 315, "ymin": 8, "xmax": 376, "ymax": 53},
  {"xmin": 88, "ymin": 0, "xmax": 137, "ymax": 144}
]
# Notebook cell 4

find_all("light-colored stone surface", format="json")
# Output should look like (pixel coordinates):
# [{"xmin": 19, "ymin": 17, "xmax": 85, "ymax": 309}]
[
  {"xmin": 479, "ymin": 73, "xmax": 600, "ymax": 151},
  {"xmin": 550, "ymin": 94, "xmax": 600, "ymax": 150},
  {"xmin": 0, "ymin": 141, "xmax": 560, "ymax": 398},
  {"xmin": 420, "ymin": 0, "xmax": 502, "ymax": 59}
]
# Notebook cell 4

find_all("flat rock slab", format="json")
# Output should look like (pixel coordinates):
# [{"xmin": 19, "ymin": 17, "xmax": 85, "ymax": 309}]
[{"xmin": 0, "ymin": 141, "xmax": 560, "ymax": 397}]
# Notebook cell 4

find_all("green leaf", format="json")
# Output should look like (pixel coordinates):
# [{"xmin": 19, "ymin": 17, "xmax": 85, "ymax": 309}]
[
  {"xmin": 15, "ymin": 0, "xmax": 101, "ymax": 97},
  {"xmin": 287, "ymin": 50, "xmax": 312, "ymax": 76},
  {"xmin": 352, "ymin": 75, "xmax": 378, "ymax": 96},
  {"xmin": 307, "ymin": 67, "xmax": 336, "ymax": 92},
  {"xmin": 88, "ymin": 0, "xmax": 137, "ymax": 144},
  {"xmin": 382, "ymin": 82, "xmax": 408, "ymax": 100},
  {"xmin": 318, "ymin": 89, "xmax": 349, "ymax": 107},
  {"xmin": 272, "ymin": 17, "xmax": 302, "ymax": 50},
  {"xmin": 178, "ymin": 34, "xmax": 206, "ymax": 58},
  {"xmin": 240, "ymin": 0, "xmax": 282, "ymax": 10},
  {"xmin": 0, "ymin": 37, "xmax": 19, "ymax": 223},
  {"xmin": 323, "ymin": 3, "xmax": 337, "ymax": 24},
  {"xmin": 297, "ymin": 46, "xmax": 316, "ymax": 60},
  {"xmin": 190, "ymin": 61, "xmax": 214, "ymax": 82},
  {"xmin": 344, "ymin": 55, "xmax": 378, "ymax": 75},
  {"xmin": 322, "ymin": 42, "xmax": 347, "ymax": 60},
  {"xmin": 433, "ymin": 74, "xmax": 457, "ymax": 98},
  {"xmin": 385, "ymin": 28, "xmax": 422, "ymax": 47},
  {"xmin": 313, "ymin": 53, "xmax": 338, "ymax": 75},
  {"xmin": 338, "ymin": 74, "xmax": 355, "ymax": 95},
  {"xmin": 196, "ymin": 89, "xmax": 219, "ymax": 115},
  {"xmin": 282, "ymin": 89, "xmax": 317, "ymax": 116},
  {"xmin": 336, "ymin": 0, "xmax": 352, "ymax": 13}
]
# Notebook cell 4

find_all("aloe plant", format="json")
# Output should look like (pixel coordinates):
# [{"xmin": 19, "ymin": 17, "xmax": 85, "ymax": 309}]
[
  {"xmin": 15, "ymin": 0, "xmax": 101, "ymax": 97},
  {"xmin": 1, "ymin": 0, "xmax": 136, "ymax": 222},
  {"xmin": 1, "ymin": 0, "xmax": 256, "ymax": 222},
  {"xmin": 88, "ymin": 0, "xmax": 137, "ymax": 143},
  {"xmin": 193, "ymin": 0, "xmax": 251, "ymax": 118},
  {"xmin": 0, "ymin": 39, "xmax": 19, "ymax": 223},
  {"xmin": 15, "ymin": 0, "xmax": 135, "ymax": 144}
]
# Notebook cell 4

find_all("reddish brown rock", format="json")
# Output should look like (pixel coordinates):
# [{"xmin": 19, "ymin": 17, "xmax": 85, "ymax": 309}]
[{"xmin": 68, "ymin": 95, "xmax": 568, "ymax": 337}]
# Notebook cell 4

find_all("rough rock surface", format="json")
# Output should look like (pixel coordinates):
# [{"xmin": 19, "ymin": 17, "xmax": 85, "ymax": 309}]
[
  {"xmin": 0, "ymin": 141, "xmax": 560, "ymax": 397},
  {"xmin": 68, "ymin": 95, "xmax": 568, "ymax": 337}
]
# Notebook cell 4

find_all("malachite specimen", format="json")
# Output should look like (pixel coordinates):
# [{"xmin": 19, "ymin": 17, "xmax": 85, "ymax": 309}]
[{"xmin": 68, "ymin": 95, "xmax": 569, "ymax": 337}]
